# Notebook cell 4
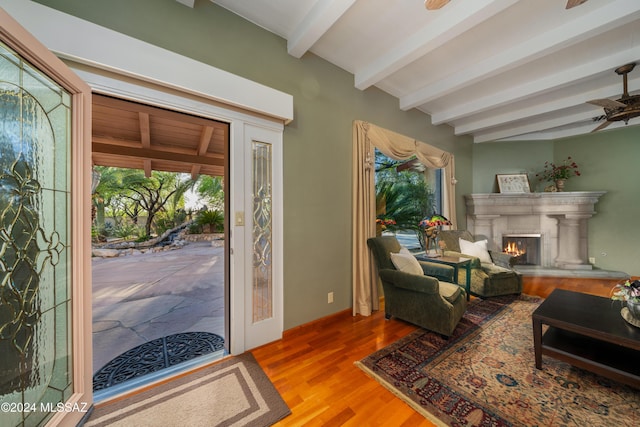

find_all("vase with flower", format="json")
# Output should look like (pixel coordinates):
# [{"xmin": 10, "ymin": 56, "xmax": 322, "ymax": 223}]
[
  {"xmin": 611, "ymin": 279, "xmax": 640, "ymax": 325},
  {"xmin": 536, "ymin": 156, "xmax": 581, "ymax": 192},
  {"xmin": 375, "ymin": 217, "xmax": 396, "ymax": 236},
  {"xmin": 419, "ymin": 214, "xmax": 452, "ymax": 256}
]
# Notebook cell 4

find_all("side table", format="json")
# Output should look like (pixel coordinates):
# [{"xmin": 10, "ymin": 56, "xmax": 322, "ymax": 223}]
[{"xmin": 417, "ymin": 255, "xmax": 471, "ymax": 300}]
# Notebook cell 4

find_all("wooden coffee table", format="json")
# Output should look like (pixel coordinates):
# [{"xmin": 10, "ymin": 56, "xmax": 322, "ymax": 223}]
[{"xmin": 532, "ymin": 289, "xmax": 640, "ymax": 388}]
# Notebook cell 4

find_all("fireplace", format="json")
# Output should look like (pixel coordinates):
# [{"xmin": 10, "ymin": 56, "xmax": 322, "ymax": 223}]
[
  {"xmin": 502, "ymin": 234, "xmax": 541, "ymax": 266},
  {"xmin": 465, "ymin": 192, "xmax": 606, "ymax": 270}
]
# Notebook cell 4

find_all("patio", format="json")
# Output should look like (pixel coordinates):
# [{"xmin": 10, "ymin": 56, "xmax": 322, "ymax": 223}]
[{"xmin": 91, "ymin": 241, "xmax": 225, "ymax": 375}]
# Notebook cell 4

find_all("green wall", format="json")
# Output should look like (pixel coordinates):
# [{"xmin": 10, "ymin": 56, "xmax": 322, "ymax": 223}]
[
  {"xmin": 472, "ymin": 141, "xmax": 554, "ymax": 193},
  {"xmin": 473, "ymin": 127, "xmax": 640, "ymax": 275},
  {"xmin": 33, "ymin": 0, "xmax": 472, "ymax": 328},
  {"xmin": 554, "ymin": 127, "xmax": 640, "ymax": 275}
]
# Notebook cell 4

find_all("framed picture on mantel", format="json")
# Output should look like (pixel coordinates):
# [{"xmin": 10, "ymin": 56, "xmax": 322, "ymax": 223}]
[{"xmin": 496, "ymin": 174, "xmax": 531, "ymax": 193}]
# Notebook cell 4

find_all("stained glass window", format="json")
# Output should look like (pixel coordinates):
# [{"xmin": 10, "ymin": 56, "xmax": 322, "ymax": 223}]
[
  {"xmin": 252, "ymin": 141, "xmax": 272, "ymax": 323},
  {"xmin": 0, "ymin": 40, "xmax": 72, "ymax": 427}
]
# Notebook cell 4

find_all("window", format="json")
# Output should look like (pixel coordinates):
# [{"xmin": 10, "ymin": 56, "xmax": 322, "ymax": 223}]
[{"xmin": 375, "ymin": 150, "xmax": 444, "ymax": 250}]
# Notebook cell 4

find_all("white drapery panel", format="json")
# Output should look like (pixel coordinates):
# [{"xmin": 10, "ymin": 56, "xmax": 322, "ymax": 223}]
[{"xmin": 352, "ymin": 120, "xmax": 457, "ymax": 316}]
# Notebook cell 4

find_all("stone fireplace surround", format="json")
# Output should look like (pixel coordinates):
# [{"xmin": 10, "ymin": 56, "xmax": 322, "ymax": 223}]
[{"xmin": 465, "ymin": 192, "xmax": 606, "ymax": 270}]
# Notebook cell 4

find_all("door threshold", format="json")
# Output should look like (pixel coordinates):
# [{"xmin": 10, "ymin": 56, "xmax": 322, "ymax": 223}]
[{"xmin": 93, "ymin": 349, "xmax": 226, "ymax": 404}]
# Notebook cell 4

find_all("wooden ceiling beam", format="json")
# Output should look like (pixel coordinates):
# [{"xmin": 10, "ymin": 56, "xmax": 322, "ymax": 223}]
[
  {"xmin": 92, "ymin": 142, "xmax": 224, "ymax": 167},
  {"xmin": 190, "ymin": 165, "xmax": 202, "ymax": 180},
  {"xmin": 143, "ymin": 159, "xmax": 152, "ymax": 177},
  {"xmin": 92, "ymin": 136, "xmax": 224, "ymax": 160},
  {"xmin": 139, "ymin": 112, "xmax": 151, "ymax": 149},
  {"xmin": 197, "ymin": 126, "xmax": 214, "ymax": 155}
]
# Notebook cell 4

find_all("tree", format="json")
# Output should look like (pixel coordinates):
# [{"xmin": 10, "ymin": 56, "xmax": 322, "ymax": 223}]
[
  {"xmin": 196, "ymin": 175, "xmax": 224, "ymax": 210},
  {"xmin": 93, "ymin": 167, "xmax": 195, "ymax": 239},
  {"xmin": 122, "ymin": 170, "xmax": 195, "ymax": 238}
]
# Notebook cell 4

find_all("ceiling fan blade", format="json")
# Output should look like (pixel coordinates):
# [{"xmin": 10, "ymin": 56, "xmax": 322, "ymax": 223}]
[
  {"xmin": 587, "ymin": 98, "xmax": 627, "ymax": 109},
  {"xmin": 591, "ymin": 120, "xmax": 612, "ymax": 132},
  {"xmin": 425, "ymin": 0, "xmax": 450, "ymax": 10},
  {"xmin": 566, "ymin": 0, "xmax": 588, "ymax": 9}
]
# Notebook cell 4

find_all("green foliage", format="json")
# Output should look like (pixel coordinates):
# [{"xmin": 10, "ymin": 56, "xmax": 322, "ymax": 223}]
[
  {"xmin": 375, "ymin": 152, "xmax": 436, "ymax": 248},
  {"xmin": 196, "ymin": 209, "xmax": 224, "ymax": 233},
  {"xmin": 93, "ymin": 167, "xmax": 196, "ymax": 238},
  {"xmin": 113, "ymin": 223, "xmax": 139, "ymax": 240},
  {"xmin": 188, "ymin": 222, "xmax": 204, "ymax": 234},
  {"xmin": 154, "ymin": 209, "xmax": 188, "ymax": 235},
  {"xmin": 135, "ymin": 233, "xmax": 150, "ymax": 242},
  {"xmin": 197, "ymin": 175, "xmax": 224, "ymax": 210}
]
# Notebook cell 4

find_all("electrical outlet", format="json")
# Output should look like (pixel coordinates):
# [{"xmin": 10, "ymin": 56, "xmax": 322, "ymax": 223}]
[
  {"xmin": 589, "ymin": 257, "xmax": 595, "ymax": 264},
  {"xmin": 328, "ymin": 292, "xmax": 334, "ymax": 304}
]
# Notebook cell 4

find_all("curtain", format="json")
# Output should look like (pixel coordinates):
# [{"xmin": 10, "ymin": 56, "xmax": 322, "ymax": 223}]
[{"xmin": 352, "ymin": 120, "xmax": 457, "ymax": 316}]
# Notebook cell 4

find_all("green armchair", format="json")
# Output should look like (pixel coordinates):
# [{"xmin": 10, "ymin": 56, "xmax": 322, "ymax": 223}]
[
  {"xmin": 438, "ymin": 230, "xmax": 523, "ymax": 298},
  {"xmin": 367, "ymin": 236, "xmax": 467, "ymax": 337}
]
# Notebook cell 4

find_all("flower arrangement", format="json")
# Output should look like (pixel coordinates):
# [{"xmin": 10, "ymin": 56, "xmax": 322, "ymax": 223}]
[
  {"xmin": 419, "ymin": 215, "xmax": 452, "ymax": 228},
  {"xmin": 375, "ymin": 217, "xmax": 396, "ymax": 231},
  {"xmin": 536, "ymin": 156, "xmax": 581, "ymax": 182},
  {"xmin": 611, "ymin": 279, "xmax": 640, "ymax": 303}
]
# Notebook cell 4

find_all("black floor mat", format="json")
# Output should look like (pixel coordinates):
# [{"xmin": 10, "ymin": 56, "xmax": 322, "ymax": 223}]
[{"xmin": 93, "ymin": 332, "xmax": 225, "ymax": 391}]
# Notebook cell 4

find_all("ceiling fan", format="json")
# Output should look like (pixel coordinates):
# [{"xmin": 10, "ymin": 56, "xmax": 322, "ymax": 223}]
[
  {"xmin": 565, "ymin": 0, "xmax": 588, "ymax": 9},
  {"xmin": 424, "ymin": 0, "xmax": 588, "ymax": 10},
  {"xmin": 424, "ymin": 0, "xmax": 449, "ymax": 10},
  {"xmin": 588, "ymin": 63, "xmax": 640, "ymax": 132}
]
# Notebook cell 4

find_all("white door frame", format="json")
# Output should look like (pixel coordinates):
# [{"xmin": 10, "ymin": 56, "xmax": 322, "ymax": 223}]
[{"xmin": 3, "ymin": 0, "xmax": 291, "ymax": 355}]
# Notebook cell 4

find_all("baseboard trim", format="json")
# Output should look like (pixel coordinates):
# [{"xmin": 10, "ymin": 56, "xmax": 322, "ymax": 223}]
[{"xmin": 283, "ymin": 308, "xmax": 354, "ymax": 339}]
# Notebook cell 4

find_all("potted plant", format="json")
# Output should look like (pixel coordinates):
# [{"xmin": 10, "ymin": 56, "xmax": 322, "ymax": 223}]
[
  {"xmin": 611, "ymin": 279, "xmax": 640, "ymax": 320},
  {"xmin": 536, "ymin": 156, "xmax": 580, "ymax": 191}
]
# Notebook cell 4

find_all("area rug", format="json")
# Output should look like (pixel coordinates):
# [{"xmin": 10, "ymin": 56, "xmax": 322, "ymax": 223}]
[
  {"xmin": 93, "ymin": 332, "xmax": 225, "ymax": 390},
  {"xmin": 356, "ymin": 295, "xmax": 640, "ymax": 426},
  {"xmin": 86, "ymin": 353, "xmax": 290, "ymax": 427}
]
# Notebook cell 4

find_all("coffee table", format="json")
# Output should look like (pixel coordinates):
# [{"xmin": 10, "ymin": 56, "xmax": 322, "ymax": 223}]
[{"xmin": 532, "ymin": 289, "xmax": 640, "ymax": 388}]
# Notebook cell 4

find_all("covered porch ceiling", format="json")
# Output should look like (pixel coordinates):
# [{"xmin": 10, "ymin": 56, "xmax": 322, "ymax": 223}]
[{"xmin": 91, "ymin": 94, "xmax": 228, "ymax": 178}]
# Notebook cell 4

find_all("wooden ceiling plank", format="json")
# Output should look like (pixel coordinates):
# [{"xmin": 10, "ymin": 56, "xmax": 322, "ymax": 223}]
[{"xmin": 93, "ymin": 94, "xmax": 229, "ymax": 131}]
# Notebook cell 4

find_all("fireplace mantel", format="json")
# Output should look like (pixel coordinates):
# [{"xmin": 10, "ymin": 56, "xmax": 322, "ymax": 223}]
[{"xmin": 465, "ymin": 192, "xmax": 606, "ymax": 270}]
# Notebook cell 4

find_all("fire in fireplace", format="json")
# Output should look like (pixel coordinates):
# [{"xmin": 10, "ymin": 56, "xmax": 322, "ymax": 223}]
[{"xmin": 502, "ymin": 234, "xmax": 541, "ymax": 266}]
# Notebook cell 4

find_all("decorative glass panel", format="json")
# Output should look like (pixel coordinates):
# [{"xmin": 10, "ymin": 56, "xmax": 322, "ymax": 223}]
[
  {"xmin": 0, "ymin": 41, "xmax": 72, "ymax": 427},
  {"xmin": 252, "ymin": 141, "xmax": 272, "ymax": 323}
]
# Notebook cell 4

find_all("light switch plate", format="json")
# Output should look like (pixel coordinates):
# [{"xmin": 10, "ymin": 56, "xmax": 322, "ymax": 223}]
[{"xmin": 235, "ymin": 211, "xmax": 245, "ymax": 226}]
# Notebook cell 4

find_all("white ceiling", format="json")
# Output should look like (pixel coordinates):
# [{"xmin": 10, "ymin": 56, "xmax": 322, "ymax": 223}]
[{"xmin": 203, "ymin": 0, "xmax": 640, "ymax": 143}]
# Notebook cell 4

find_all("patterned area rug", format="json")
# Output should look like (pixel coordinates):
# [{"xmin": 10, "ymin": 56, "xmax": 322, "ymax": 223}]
[
  {"xmin": 356, "ymin": 295, "xmax": 640, "ymax": 426},
  {"xmin": 93, "ymin": 332, "xmax": 225, "ymax": 391},
  {"xmin": 86, "ymin": 353, "xmax": 290, "ymax": 427}
]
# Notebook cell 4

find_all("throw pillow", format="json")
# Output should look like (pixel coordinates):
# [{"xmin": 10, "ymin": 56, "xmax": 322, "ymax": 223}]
[
  {"xmin": 458, "ymin": 238, "xmax": 493, "ymax": 264},
  {"xmin": 390, "ymin": 252, "xmax": 423, "ymax": 276}
]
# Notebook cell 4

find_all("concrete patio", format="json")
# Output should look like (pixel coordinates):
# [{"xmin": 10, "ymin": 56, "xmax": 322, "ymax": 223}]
[{"xmin": 91, "ymin": 241, "xmax": 225, "ymax": 374}]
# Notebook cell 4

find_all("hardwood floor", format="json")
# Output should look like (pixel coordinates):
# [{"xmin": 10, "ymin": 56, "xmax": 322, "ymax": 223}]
[
  {"xmin": 251, "ymin": 276, "xmax": 625, "ymax": 426},
  {"xmin": 251, "ymin": 308, "xmax": 429, "ymax": 426}
]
